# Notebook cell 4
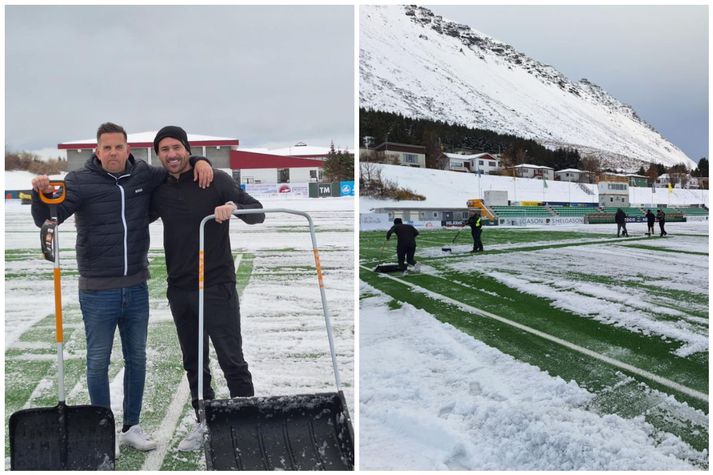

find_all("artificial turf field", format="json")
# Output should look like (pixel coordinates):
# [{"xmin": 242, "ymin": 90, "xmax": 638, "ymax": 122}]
[
  {"xmin": 5, "ymin": 203, "xmax": 355, "ymax": 471},
  {"xmin": 360, "ymin": 226, "xmax": 709, "ymax": 461}
]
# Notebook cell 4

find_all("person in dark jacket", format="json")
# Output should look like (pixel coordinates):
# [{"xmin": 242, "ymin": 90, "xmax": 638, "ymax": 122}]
[
  {"xmin": 615, "ymin": 208, "xmax": 629, "ymax": 237},
  {"xmin": 466, "ymin": 211, "xmax": 484, "ymax": 252},
  {"xmin": 657, "ymin": 209, "xmax": 667, "ymax": 236},
  {"xmin": 149, "ymin": 126, "xmax": 265, "ymax": 451},
  {"xmin": 645, "ymin": 209, "xmax": 656, "ymax": 236},
  {"xmin": 31, "ymin": 122, "xmax": 213, "ymax": 452},
  {"xmin": 386, "ymin": 218, "xmax": 419, "ymax": 271}
]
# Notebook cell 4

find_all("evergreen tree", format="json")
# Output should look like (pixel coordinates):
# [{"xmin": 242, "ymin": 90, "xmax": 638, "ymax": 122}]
[
  {"xmin": 693, "ymin": 157, "xmax": 708, "ymax": 177},
  {"xmin": 322, "ymin": 142, "xmax": 354, "ymax": 182}
]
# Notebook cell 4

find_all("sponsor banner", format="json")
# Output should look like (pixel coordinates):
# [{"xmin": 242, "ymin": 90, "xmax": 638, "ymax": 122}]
[
  {"xmin": 360, "ymin": 213, "xmax": 392, "ymax": 231},
  {"xmin": 442, "ymin": 220, "xmax": 466, "ymax": 227},
  {"xmin": 411, "ymin": 220, "xmax": 440, "ymax": 229},
  {"xmin": 686, "ymin": 216, "xmax": 708, "ymax": 222},
  {"xmin": 244, "ymin": 183, "xmax": 309, "ymax": 197},
  {"xmin": 339, "ymin": 181, "xmax": 355, "ymax": 196},
  {"xmin": 498, "ymin": 217, "xmax": 585, "ymax": 226}
]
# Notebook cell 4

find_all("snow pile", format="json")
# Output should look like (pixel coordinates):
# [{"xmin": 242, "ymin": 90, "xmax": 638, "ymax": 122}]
[
  {"xmin": 360, "ymin": 5, "xmax": 695, "ymax": 169},
  {"xmin": 359, "ymin": 284, "xmax": 702, "ymax": 470}
]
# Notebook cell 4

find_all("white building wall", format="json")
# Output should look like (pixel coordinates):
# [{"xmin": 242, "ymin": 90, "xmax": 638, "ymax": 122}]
[
  {"xmin": 289, "ymin": 167, "xmax": 319, "ymax": 183},
  {"xmin": 240, "ymin": 168, "xmax": 276, "ymax": 184}
]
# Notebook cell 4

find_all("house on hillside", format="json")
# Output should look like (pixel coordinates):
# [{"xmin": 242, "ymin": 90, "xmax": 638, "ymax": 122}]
[
  {"xmin": 445, "ymin": 152, "xmax": 501, "ymax": 175},
  {"xmin": 554, "ymin": 168, "xmax": 594, "ymax": 183},
  {"xmin": 625, "ymin": 173, "xmax": 649, "ymax": 187},
  {"xmin": 508, "ymin": 164, "xmax": 554, "ymax": 180},
  {"xmin": 360, "ymin": 142, "xmax": 426, "ymax": 168}
]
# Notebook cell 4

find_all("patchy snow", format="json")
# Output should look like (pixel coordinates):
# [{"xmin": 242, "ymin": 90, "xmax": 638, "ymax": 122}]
[
  {"xmin": 359, "ymin": 284, "xmax": 702, "ymax": 470},
  {"xmin": 5, "ymin": 194, "xmax": 354, "ymax": 470}
]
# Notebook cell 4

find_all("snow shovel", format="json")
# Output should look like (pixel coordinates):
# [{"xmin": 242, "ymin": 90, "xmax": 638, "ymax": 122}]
[
  {"xmin": 373, "ymin": 238, "xmax": 400, "ymax": 273},
  {"xmin": 10, "ymin": 181, "xmax": 115, "ymax": 470},
  {"xmin": 442, "ymin": 228, "xmax": 463, "ymax": 252},
  {"xmin": 198, "ymin": 209, "xmax": 354, "ymax": 471}
]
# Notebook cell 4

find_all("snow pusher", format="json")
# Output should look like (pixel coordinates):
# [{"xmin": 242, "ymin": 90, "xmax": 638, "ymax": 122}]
[
  {"xmin": 373, "ymin": 239, "xmax": 401, "ymax": 273},
  {"xmin": 441, "ymin": 228, "xmax": 463, "ymax": 253},
  {"xmin": 10, "ymin": 181, "xmax": 115, "ymax": 470},
  {"xmin": 373, "ymin": 263, "xmax": 401, "ymax": 273},
  {"xmin": 197, "ymin": 209, "xmax": 354, "ymax": 471}
]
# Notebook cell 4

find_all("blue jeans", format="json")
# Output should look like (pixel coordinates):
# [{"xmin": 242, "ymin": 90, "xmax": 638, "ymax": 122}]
[{"xmin": 78, "ymin": 282, "xmax": 149, "ymax": 426}]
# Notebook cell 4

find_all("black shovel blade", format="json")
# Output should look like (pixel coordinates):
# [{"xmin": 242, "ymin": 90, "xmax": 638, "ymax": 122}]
[
  {"xmin": 374, "ymin": 264, "xmax": 401, "ymax": 273},
  {"xmin": 204, "ymin": 392, "xmax": 354, "ymax": 471},
  {"xmin": 10, "ymin": 402, "xmax": 115, "ymax": 470}
]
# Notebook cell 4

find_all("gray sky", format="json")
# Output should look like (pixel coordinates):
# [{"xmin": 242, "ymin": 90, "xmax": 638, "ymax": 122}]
[
  {"xmin": 429, "ymin": 5, "xmax": 708, "ymax": 164},
  {"xmin": 6, "ymin": 5, "xmax": 354, "ymax": 152}
]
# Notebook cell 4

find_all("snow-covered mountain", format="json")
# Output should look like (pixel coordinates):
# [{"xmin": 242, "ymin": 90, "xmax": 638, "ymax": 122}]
[{"xmin": 360, "ymin": 5, "xmax": 696, "ymax": 171}]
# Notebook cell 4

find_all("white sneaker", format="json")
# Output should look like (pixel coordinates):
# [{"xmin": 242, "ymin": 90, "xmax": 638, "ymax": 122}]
[
  {"xmin": 178, "ymin": 422, "xmax": 206, "ymax": 452},
  {"xmin": 119, "ymin": 425, "xmax": 157, "ymax": 451}
]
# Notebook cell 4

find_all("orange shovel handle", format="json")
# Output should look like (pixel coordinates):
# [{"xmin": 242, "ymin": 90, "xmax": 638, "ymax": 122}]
[{"xmin": 38, "ymin": 180, "xmax": 66, "ymax": 205}]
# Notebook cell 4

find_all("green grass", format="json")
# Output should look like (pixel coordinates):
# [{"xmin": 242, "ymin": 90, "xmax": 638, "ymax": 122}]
[{"xmin": 360, "ymin": 227, "xmax": 709, "ymax": 458}]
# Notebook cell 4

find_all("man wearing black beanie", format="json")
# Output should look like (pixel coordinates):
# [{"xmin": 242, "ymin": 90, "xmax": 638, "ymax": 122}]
[
  {"xmin": 153, "ymin": 125, "xmax": 192, "ymax": 155},
  {"xmin": 150, "ymin": 126, "xmax": 265, "ymax": 452}
]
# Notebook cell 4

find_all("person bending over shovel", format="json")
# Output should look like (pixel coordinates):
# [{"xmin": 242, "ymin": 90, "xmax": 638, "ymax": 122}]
[
  {"xmin": 386, "ymin": 218, "xmax": 420, "ymax": 272},
  {"xmin": 149, "ymin": 126, "xmax": 265, "ymax": 451},
  {"xmin": 466, "ymin": 211, "xmax": 484, "ymax": 253},
  {"xmin": 31, "ymin": 122, "xmax": 214, "ymax": 454}
]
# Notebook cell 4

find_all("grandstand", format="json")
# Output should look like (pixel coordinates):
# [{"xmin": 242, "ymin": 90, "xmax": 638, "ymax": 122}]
[
  {"xmin": 550, "ymin": 206, "xmax": 600, "ymax": 217},
  {"xmin": 671, "ymin": 206, "xmax": 709, "ymax": 216},
  {"xmin": 600, "ymin": 207, "xmax": 646, "ymax": 216},
  {"xmin": 490, "ymin": 206, "xmax": 553, "ymax": 218}
]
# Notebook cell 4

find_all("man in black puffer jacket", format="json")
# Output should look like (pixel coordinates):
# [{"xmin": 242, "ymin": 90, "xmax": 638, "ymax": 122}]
[{"xmin": 31, "ymin": 122, "xmax": 213, "ymax": 453}]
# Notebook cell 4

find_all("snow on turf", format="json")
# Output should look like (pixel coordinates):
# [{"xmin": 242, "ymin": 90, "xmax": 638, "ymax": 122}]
[
  {"xmin": 359, "ymin": 283, "xmax": 703, "ymax": 470},
  {"xmin": 5, "ymin": 196, "xmax": 354, "ymax": 469},
  {"xmin": 447, "ymin": 233, "xmax": 708, "ymax": 357}
]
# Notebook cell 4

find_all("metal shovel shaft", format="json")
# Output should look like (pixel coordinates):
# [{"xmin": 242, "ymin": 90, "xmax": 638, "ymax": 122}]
[{"xmin": 197, "ymin": 208, "xmax": 343, "ymax": 422}]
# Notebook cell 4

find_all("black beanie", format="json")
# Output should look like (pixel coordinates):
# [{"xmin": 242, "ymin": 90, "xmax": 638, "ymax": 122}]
[{"xmin": 153, "ymin": 126, "xmax": 191, "ymax": 153}]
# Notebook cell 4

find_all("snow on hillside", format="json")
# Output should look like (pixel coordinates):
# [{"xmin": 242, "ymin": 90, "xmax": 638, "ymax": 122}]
[
  {"xmin": 360, "ymin": 5, "xmax": 695, "ymax": 170},
  {"xmin": 360, "ymin": 164, "xmax": 709, "ymax": 210}
]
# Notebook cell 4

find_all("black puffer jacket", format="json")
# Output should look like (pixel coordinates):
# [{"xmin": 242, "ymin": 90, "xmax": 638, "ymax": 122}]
[{"xmin": 32, "ymin": 154, "xmax": 166, "ymax": 287}]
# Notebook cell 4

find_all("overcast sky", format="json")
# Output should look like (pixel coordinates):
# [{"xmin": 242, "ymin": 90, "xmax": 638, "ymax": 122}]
[
  {"xmin": 5, "ymin": 5, "xmax": 354, "ymax": 152},
  {"xmin": 429, "ymin": 5, "xmax": 708, "ymax": 163}
]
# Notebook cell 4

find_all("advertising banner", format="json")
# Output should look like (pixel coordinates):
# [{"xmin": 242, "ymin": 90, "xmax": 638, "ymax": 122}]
[{"xmin": 339, "ymin": 181, "xmax": 355, "ymax": 196}]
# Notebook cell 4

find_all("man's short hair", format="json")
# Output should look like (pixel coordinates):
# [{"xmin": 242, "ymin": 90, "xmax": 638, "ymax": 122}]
[
  {"xmin": 96, "ymin": 122, "xmax": 127, "ymax": 142},
  {"xmin": 394, "ymin": 218, "xmax": 403, "ymax": 225}
]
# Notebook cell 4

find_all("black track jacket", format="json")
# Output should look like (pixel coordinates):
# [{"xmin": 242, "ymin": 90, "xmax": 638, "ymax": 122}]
[{"xmin": 150, "ymin": 169, "xmax": 264, "ymax": 290}]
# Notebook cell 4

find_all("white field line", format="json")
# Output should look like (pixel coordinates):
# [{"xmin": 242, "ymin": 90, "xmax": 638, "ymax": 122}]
[
  {"xmin": 141, "ymin": 377, "xmax": 191, "ymax": 471},
  {"xmin": 234, "ymin": 253, "xmax": 242, "ymax": 271},
  {"xmin": 361, "ymin": 265, "xmax": 708, "ymax": 403}
]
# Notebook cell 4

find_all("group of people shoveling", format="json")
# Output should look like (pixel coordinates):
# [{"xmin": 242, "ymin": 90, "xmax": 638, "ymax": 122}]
[
  {"xmin": 616, "ymin": 208, "xmax": 668, "ymax": 237},
  {"xmin": 381, "ymin": 206, "xmax": 673, "ymax": 273}
]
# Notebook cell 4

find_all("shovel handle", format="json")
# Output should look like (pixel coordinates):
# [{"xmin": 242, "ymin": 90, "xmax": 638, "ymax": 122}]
[
  {"xmin": 197, "ymin": 209, "xmax": 344, "ymax": 419},
  {"xmin": 38, "ymin": 180, "xmax": 66, "ymax": 205}
]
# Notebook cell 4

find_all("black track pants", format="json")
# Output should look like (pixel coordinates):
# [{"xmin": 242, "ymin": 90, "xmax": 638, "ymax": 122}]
[{"xmin": 167, "ymin": 283, "xmax": 254, "ymax": 416}]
